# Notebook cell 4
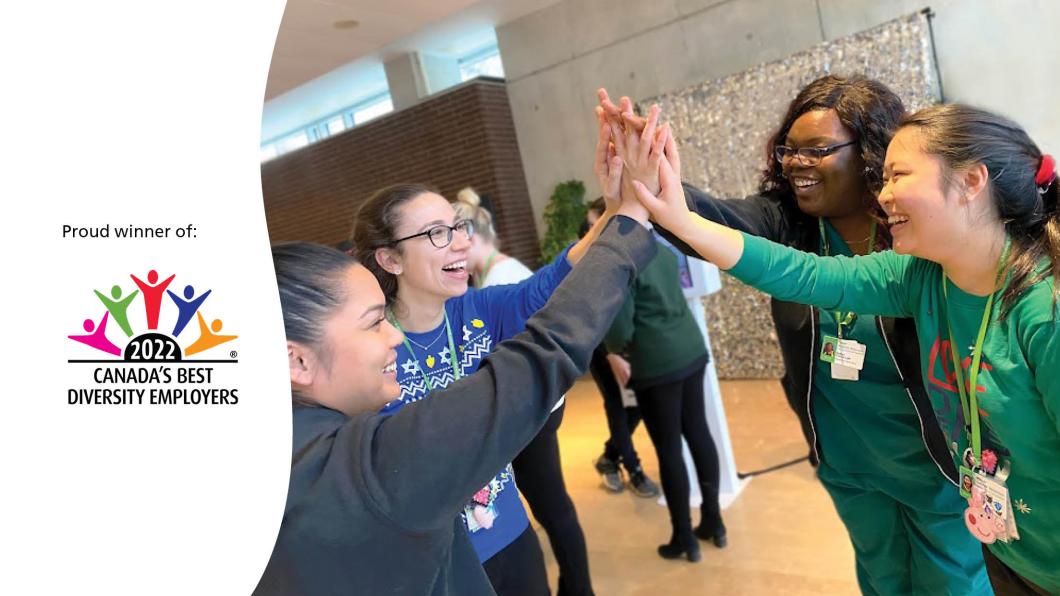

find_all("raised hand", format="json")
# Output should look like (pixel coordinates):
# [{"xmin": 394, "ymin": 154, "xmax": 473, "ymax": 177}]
[
  {"xmin": 630, "ymin": 145, "xmax": 691, "ymax": 236},
  {"xmin": 593, "ymin": 107, "xmax": 623, "ymax": 213},
  {"xmin": 597, "ymin": 88, "xmax": 646, "ymax": 132}
]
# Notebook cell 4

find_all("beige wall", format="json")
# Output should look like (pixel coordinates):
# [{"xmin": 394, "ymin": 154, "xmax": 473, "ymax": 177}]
[{"xmin": 497, "ymin": 0, "xmax": 1060, "ymax": 230}]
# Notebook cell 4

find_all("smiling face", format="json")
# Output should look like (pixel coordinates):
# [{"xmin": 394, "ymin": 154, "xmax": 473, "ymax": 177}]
[
  {"xmin": 384, "ymin": 192, "xmax": 473, "ymax": 307},
  {"xmin": 300, "ymin": 264, "xmax": 403, "ymax": 416},
  {"xmin": 782, "ymin": 109, "xmax": 869, "ymax": 219},
  {"xmin": 879, "ymin": 127, "xmax": 969, "ymax": 260}
]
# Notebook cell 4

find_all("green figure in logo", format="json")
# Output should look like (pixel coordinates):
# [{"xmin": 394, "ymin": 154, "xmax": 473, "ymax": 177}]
[{"xmin": 94, "ymin": 284, "xmax": 140, "ymax": 337}]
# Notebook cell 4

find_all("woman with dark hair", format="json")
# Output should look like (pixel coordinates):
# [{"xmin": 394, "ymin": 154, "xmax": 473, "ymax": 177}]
[
  {"xmin": 350, "ymin": 174, "xmax": 620, "ymax": 595},
  {"xmin": 629, "ymin": 101, "xmax": 1060, "ymax": 595},
  {"xmin": 255, "ymin": 197, "xmax": 656, "ymax": 594},
  {"xmin": 597, "ymin": 76, "xmax": 989, "ymax": 593}
]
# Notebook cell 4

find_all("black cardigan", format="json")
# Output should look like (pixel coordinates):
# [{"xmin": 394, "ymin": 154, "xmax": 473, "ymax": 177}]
[
  {"xmin": 656, "ymin": 184, "xmax": 957, "ymax": 485},
  {"xmin": 254, "ymin": 216, "xmax": 655, "ymax": 595}
]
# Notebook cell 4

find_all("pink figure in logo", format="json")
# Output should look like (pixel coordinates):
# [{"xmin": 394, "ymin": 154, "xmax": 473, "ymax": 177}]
[
  {"xmin": 964, "ymin": 487, "xmax": 1005, "ymax": 544},
  {"xmin": 130, "ymin": 269, "xmax": 175, "ymax": 330},
  {"xmin": 68, "ymin": 312, "xmax": 121, "ymax": 356}
]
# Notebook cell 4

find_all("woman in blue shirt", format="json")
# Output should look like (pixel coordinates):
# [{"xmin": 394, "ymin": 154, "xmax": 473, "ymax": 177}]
[{"xmin": 352, "ymin": 182, "xmax": 620, "ymax": 595}]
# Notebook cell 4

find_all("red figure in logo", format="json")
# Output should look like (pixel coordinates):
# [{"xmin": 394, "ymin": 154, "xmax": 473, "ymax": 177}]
[{"xmin": 130, "ymin": 269, "xmax": 175, "ymax": 330}]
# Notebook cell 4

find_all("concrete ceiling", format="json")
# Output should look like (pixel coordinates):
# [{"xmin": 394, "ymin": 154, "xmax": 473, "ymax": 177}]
[{"xmin": 266, "ymin": 0, "xmax": 561, "ymax": 100}]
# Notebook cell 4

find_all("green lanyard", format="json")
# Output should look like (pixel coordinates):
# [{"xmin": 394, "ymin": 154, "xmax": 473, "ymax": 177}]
[
  {"xmin": 819, "ymin": 218, "xmax": 876, "ymax": 338},
  {"xmin": 392, "ymin": 311, "xmax": 462, "ymax": 392},
  {"xmin": 940, "ymin": 238, "xmax": 1009, "ymax": 466},
  {"xmin": 476, "ymin": 249, "xmax": 499, "ymax": 290}
]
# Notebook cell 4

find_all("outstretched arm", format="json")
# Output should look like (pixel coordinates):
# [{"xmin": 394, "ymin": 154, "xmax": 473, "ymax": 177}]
[{"xmin": 630, "ymin": 129, "xmax": 916, "ymax": 319}]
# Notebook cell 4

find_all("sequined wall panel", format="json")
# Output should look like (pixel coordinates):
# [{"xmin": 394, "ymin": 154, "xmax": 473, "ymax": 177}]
[{"xmin": 648, "ymin": 12, "xmax": 940, "ymax": 378}]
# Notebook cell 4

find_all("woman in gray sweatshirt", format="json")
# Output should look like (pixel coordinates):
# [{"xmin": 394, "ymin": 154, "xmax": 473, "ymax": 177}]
[{"xmin": 254, "ymin": 206, "xmax": 654, "ymax": 595}]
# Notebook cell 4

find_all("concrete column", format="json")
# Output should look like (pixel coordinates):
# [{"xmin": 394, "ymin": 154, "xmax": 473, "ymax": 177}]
[{"xmin": 384, "ymin": 51, "xmax": 463, "ymax": 110}]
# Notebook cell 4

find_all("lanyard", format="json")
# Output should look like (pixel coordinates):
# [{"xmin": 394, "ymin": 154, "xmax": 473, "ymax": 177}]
[
  {"xmin": 940, "ymin": 238, "xmax": 1010, "ymax": 465},
  {"xmin": 393, "ymin": 311, "xmax": 462, "ymax": 392},
  {"xmin": 819, "ymin": 218, "xmax": 876, "ymax": 338},
  {"xmin": 476, "ymin": 249, "xmax": 499, "ymax": 289}
]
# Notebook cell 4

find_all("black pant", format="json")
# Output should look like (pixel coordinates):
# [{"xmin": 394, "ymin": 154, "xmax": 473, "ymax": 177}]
[
  {"xmin": 483, "ymin": 524, "xmax": 551, "ymax": 596},
  {"xmin": 512, "ymin": 403, "xmax": 594, "ymax": 596},
  {"xmin": 983, "ymin": 545, "xmax": 1051, "ymax": 595},
  {"xmin": 635, "ymin": 364, "xmax": 721, "ymax": 537},
  {"xmin": 588, "ymin": 346, "xmax": 642, "ymax": 473}
]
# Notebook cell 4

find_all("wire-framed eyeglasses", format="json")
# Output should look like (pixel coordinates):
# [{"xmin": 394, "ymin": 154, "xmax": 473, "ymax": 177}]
[
  {"xmin": 774, "ymin": 140, "xmax": 856, "ymax": 166},
  {"xmin": 392, "ymin": 219, "xmax": 475, "ymax": 249}
]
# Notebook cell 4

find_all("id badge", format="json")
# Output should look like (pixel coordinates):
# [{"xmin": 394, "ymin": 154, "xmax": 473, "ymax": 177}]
[
  {"xmin": 965, "ymin": 472, "xmax": 1015, "ymax": 544},
  {"xmin": 820, "ymin": 335, "xmax": 839, "ymax": 363},
  {"xmin": 959, "ymin": 466, "xmax": 975, "ymax": 498},
  {"xmin": 834, "ymin": 339, "xmax": 867, "ymax": 371},
  {"xmin": 830, "ymin": 362, "xmax": 859, "ymax": 381}
]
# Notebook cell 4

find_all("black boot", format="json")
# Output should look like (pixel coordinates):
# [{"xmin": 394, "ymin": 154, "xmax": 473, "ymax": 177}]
[
  {"xmin": 657, "ymin": 530, "xmax": 701, "ymax": 562},
  {"xmin": 694, "ymin": 482, "xmax": 727, "ymax": 548}
]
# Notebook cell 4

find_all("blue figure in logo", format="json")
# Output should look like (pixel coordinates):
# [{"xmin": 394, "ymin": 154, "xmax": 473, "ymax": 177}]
[{"xmin": 167, "ymin": 284, "xmax": 212, "ymax": 337}]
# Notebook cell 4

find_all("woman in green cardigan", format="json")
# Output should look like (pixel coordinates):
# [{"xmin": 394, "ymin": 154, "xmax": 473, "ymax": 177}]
[{"xmin": 602, "ymin": 235, "xmax": 725, "ymax": 563}]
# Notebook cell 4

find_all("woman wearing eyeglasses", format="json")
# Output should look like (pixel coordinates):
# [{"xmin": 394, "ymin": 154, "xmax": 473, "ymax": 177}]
[
  {"xmin": 352, "ymin": 183, "xmax": 618, "ymax": 596},
  {"xmin": 597, "ymin": 75, "xmax": 989, "ymax": 594}
]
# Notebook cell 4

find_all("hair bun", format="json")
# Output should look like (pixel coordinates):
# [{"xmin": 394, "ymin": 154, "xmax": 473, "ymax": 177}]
[{"xmin": 456, "ymin": 187, "xmax": 481, "ymax": 207}]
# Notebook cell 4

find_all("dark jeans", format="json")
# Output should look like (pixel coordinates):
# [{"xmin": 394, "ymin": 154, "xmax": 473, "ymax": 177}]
[
  {"xmin": 636, "ymin": 364, "xmax": 722, "ymax": 537},
  {"xmin": 588, "ymin": 346, "xmax": 642, "ymax": 473},
  {"xmin": 512, "ymin": 404, "xmax": 594, "ymax": 596},
  {"xmin": 483, "ymin": 525, "xmax": 550, "ymax": 596},
  {"xmin": 983, "ymin": 545, "xmax": 1051, "ymax": 595}
]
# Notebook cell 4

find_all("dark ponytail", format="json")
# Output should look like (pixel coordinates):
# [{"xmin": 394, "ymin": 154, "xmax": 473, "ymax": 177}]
[
  {"xmin": 350, "ymin": 183, "xmax": 438, "ymax": 308},
  {"xmin": 899, "ymin": 104, "xmax": 1060, "ymax": 319}
]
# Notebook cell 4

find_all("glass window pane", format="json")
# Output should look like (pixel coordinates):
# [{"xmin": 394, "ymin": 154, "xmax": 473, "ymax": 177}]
[
  {"xmin": 325, "ymin": 116, "xmax": 346, "ymax": 135},
  {"xmin": 460, "ymin": 51, "xmax": 505, "ymax": 81},
  {"xmin": 353, "ymin": 97, "xmax": 393, "ymax": 125},
  {"xmin": 260, "ymin": 144, "xmax": 278, "ymax": 162},
  {"xmin": 281, "ymin": 132, "xmax": 309, "ymax": 152}
]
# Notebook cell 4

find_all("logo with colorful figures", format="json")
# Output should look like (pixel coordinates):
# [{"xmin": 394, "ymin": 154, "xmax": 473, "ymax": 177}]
[{"xmin": 68, "ymin": 268, "xmax": 237, "ymax": 363}]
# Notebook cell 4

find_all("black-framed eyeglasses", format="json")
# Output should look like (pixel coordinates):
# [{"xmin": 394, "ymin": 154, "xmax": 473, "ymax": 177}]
[
  {"xmin": 391, "ymin": 219, "xmax": 475, "ymax": 249},
  {"xmin": 774, "ymin": 140, "xmax": 856, "ymax": 166}
]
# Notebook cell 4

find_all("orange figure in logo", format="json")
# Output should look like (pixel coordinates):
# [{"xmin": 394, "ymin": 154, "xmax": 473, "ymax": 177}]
[{"xmin": 184, "ymin": 311, "xmax": 237, "ymax": 356}]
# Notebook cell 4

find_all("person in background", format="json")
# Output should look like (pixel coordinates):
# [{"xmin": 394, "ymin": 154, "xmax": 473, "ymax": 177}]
[
  {"xmin": 455, "ymin": 186, "xmax": 596, "ymax": 596},
  {"xmin": 599, "ymin": 226, "xmax": 725, "ymax": 564},
  {"xmin": 581, "ymin": 197, "xmax": 660, "ymax": 499}
]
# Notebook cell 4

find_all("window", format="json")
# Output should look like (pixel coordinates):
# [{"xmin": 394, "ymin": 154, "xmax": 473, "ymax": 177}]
[
  {"xmin": 353, "ymin": 97, "xmax": 393, "ymax": 125},
  {"xmin": 260, "ymin": 93, "xmax": 393, "ymax": 162},
  {"xmin": 324, "ymin": 116, "xmax": 347, "ymax": 136},
  {"xmin": 260, "ymin": 144, "xmax": 278, "ymax": 162},
  {"xmin": 279, "ymin": 132, "xmax": 309, "ymax": 153},
  {"xmin": 459, "ymin": 44, "xmax": 504, "ymax": 81}
]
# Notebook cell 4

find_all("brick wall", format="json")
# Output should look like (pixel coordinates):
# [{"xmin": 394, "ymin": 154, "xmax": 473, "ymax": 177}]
[{"xmin": 261, "ymin": 77, "xmax": 542, "ymax": 268}]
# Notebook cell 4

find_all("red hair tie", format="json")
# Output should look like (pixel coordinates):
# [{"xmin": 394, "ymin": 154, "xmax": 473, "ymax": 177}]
[{"xmin": 1036, "ymin": 154, "xmax": 1056, "ymax": 186}]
